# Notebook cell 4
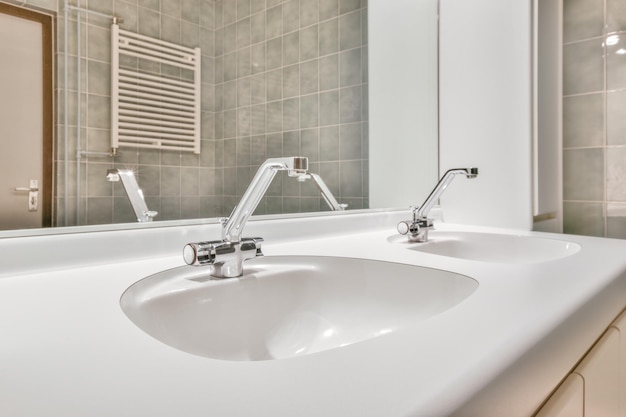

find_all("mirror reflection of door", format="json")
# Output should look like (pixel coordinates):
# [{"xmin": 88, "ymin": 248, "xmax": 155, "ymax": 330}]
[{"xmin": 0, "ymin": 3, "xmax": 53, "ymax": 230}]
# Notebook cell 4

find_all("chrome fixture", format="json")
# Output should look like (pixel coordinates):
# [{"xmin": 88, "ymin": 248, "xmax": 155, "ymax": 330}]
[
  {"xmin": 183, "ymin": 157, "xmax": 309, "ymax": 278},
  {"xmin": 296, "ymin": 173, "xmax": 347, "ymax": 211},
  {"xmin": 106, "ymin": 169, "xmax": 157, "ymax": 222},
  {"xmin": 398, "ymin": 167, "xmax": 478, "ymax": 242}
]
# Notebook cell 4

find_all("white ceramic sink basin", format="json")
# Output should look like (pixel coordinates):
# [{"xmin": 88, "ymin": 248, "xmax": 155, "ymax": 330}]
[
  {"xmin": 389, "ymin": 231, "xmax": 581, "ymax": 263},
  {"xmin": 120, "ymin": 256, "xmax": 477, "ymax": 361}
]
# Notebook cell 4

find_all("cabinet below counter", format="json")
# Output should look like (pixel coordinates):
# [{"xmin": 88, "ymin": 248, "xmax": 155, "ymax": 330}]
[{"xmin": 536, "ymin": 309, "xmax": 626, "ymax": 417}]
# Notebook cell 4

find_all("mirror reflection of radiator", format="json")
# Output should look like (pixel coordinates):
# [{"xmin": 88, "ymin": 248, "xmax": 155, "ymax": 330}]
[{"xmin": 111, "ymin": 24, "xmax": 201, "ymax": 154}]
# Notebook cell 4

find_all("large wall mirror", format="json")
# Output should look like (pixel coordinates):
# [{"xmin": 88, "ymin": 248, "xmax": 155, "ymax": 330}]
[{"xmin": 0, "ymin": 0, "xmax": 438, "ymax": 237}]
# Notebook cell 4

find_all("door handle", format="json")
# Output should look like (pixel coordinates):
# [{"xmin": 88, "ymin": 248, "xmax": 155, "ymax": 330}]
[
  {"xmin": 13, "ymin": 180, "xmax": 39, "ymax": 211},
  {"xmin": 14, "ymin": 179, "xmax": 39, "ymax": 192}
]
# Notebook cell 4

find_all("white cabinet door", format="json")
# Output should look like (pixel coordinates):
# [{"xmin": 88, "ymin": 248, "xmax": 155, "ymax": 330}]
[
  {"xmin": 535, "ymin": 373, "xmax": 583, "ymax": 417},
  {"xmin": 611, "ymin": 311, "xmax": 626, "ymax": 417},
  {"xmin": 574, "ymin": 327, "xmax": 620, "ymax": 417}
]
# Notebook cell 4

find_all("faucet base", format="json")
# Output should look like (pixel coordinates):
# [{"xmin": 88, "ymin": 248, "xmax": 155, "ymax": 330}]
[
  {"xmin": 397, "ymin": 218, "xmax": 433, "ymax": 243},
  {"xmin": 183, "ymin": 237, "xmax": 264, "ymax": 278}
]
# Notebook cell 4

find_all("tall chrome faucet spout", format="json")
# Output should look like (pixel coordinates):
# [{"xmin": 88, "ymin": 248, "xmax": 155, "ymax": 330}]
[
  {"xmin": 222, "ymin": 157, "xmax": 308, "ymax": 242},
  {"xmin": 106, "ymin": 169, "xmax": 157, "ymax": 222},
  {"xmin": 398, "ymin": 167, "xmax": 478, "ymax": 242},
  {"xmin": 415, "ymin": 167, "xmax": 478, "ymax": 219},
  {"xmin": 183, "ymin": 157, "xmax": 308, "ymax": 278}
]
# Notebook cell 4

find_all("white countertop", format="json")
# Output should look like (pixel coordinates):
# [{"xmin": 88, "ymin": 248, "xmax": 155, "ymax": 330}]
[{"xmin": 1, "ymin": 212, "xmax": 626, "ymax": 417}]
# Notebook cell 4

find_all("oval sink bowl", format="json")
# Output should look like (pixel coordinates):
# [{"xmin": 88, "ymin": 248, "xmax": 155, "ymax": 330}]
[
  {"xmin": 389, "ymin": 231, "xmax": 581, "ymax": 263},
  {"xmin": 121, "ymin": 256, "xmax": 477, "ymax": 361}
]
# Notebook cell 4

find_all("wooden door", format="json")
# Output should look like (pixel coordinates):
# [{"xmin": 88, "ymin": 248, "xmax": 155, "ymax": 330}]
[{"xmin": 0, "ymin": 3, "xmax": 52, "ymax": 230}]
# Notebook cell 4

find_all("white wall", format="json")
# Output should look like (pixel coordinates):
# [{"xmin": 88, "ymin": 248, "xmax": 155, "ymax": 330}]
[
  {"xmin": 533, "ymin": 0, "xmax": 563, "ymax": 233},
  {"xmin": 368, "ymin": 0, "xmax": 439, "ymax": 209},
  {"xmin": 439, "ymin": 0, "xmax": 534, "ymax": 230}
]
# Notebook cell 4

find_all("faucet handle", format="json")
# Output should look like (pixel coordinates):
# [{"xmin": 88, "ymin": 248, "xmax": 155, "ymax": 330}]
[
  {"xmin": 183, "ymin": 240, "xmax": 232, "ymax": 266},
  {"xmin": 398, "ymin": 220, "xmax": 420, "ymax": 236},
  {"xmin": 397, "ymin": 217, "xmax": 433, "ymax": 243},
  {"xmin": 241, "ymin": 237, "xmax": 264, "ymax": 257}
]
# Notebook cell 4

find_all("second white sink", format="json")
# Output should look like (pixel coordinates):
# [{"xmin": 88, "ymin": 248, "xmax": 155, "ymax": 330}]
[
  {"xmin": 390, "ymin": 231, "xmax": 581, "ymax": 263},
  {"xmin": 120, "ymin": 256, "xmax": 477, "ymax": 361}
]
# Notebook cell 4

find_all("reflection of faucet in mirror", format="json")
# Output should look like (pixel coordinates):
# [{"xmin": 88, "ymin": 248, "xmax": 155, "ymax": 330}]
[
  {"xmin": 296, "ymin": 173, "xmax": 347, "ymax": 211},
  {"xmin": 106, "ymin": 169, "xmax": 158, "ymax": 222},
  {"xmin": 183, "ymin": 157, "xmax": 309, "ymax": 278},
  {"xmin": 398, "ymin": 168, "xmax": 479, "ymax": 243}
]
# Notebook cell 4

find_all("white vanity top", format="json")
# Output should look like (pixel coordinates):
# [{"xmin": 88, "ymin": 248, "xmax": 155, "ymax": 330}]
[{"xmin": 1, "ymin": 211, "xmax": 625, "ymax": 417}]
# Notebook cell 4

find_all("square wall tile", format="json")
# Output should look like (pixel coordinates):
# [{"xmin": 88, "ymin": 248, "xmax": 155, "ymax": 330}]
[
  {"xmin": 301, "ymin": 0, "xmax": 319, "ymax": 27},
  {"xmin": 283, "ymin": 64, "xmax": 301, "ymax": 98},
  {"xmin": 563, "ymin": 39, "xmax": 604, "ymax": 95},
  {"xmin": 340, "ymin": 160, "xmax": 363, "ymax": 197},
  {"xmin": 86, "ymin": 197, "xmax": 114, "ymax": 225},
  {"xmin": 301, "ymin": 128, "xmax": 320, "ymax": 162},
  {"xmin": 251, "ymin": 43, "xmax": 266, "ymax": 73},
  {"xmin": 160, "ymin": 196, "xmax": 182, "ymax": 221},
  {"xmin": 267, "ymin": 68, "xmax": 283, "ymax": 101},
  {"xmin": 251, "ymin": 0, "xmax": 265, "ymax": 15},
  {"xmin": 161, "ymin": 166, "xmax": 182, "ymax": 196},
  {"xmin": 283, "ymin": 0, "xmax": 300, "ymax": 33},
  {"xmin": 300, "ymin": 94, "xmax": 319, "ymax": 128},
  {"xmin": 283, "ymin": 98, "xmax": 300, "ymax": 131},
  {"xmin": 283, "ymin": 31, "xmax": 300, "ymax": 66},
  {"xmin": 607, "ymin": 203, "xmax": 626, "ymax": 238},
  {"xmin": 563, "ymin": 93, "xmax": 604, "ymax": 148},
  {"xmin": 339, "ymin": 122, "xmax": 361, "ymax": 160},
  {"xmin": 251, "ymin": 11, "xmax": 265, "ymax": 43},
  {"xmin": 563, "ymin": 148, "xmax": 605, "ymax": 201},
  {"xmin": 340, "ymin": 0, "xmax": 361, "ymax": 14},
  {"xmin": 87, "ymin": 60, "xmax": 111, "ymax": 96},
  {"xmin": 300, "ymin": 25, "xmax": 319, "ymax": 60},
  {"xmin": 319, "ymin": 18, "xmax": 338, "ymax": 55},
  {"xmin": 182, "ymin": 0, "xmax": 201, "ymax": 24},
  {"xmin": 339, "ymin": 11, "xmax": 361, "ymax": 50},
  {"xmin": 320, "ymin": 126, "xmax": 339, "ymax": 160},
  {"xmin": 266, "ymin": 37, "xmax": 283, "ymax": 70},
  {"xmin": 340, "ymin": 85, "xmax": 362, "ymax": 123},
  {"xmin": 320, "ymin": 90, "xmax": 339, "ymax": 126},
  {"xmin": 563, "ymin": 0, "xmax": 603, "ymax": 43},
  {"xmin": 340, "ymin": 48, "xmax": 361, "ymax": 86},
  {"xmin": 607, "ymin": 36, "xmax": 626, "ymax": 90},
  {"xmin": 266, "ymin": 5, "xmax": 283, "ymax": 39},
  {"xmin": 608, "ymin": 91, "xmax": 626, "ymax": 146},
  {"xmin": 607, "ymin": 0, "xmax": 626, "ymax": 32},
  {"xmin": 319, "ymin": 161, "xmax": 340, "ymax": 194},
  {"xmin": 319, "ymin": 53, "xmax": 339, "ymax": 90},
  {"xmin": 607, "ymin": 147, "xmax": 626, "ymax": 202},
  {"xmin": 237, "ymin": 17, "xmax": 252, "ymax": 48},
  {"xmin": 300, "ymin": 59, "xmax": 319, "ymax": 94},
  {"xmin": 564, "ymin": 201, "xmax": 605, "ymax": 236},
  {"xmin": 251, "ymin": 104, "xmax": 267, "ymax": 135},
  {"xmin": 319, "ymin": 0, "xmax": 339, "ymax": 21},
  {"xmin": 237, "ymin": 0, "xmax": 251, "ymax": 20}
]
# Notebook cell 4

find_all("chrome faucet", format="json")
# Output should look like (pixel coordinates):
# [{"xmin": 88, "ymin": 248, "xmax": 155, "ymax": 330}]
[
  {"xmin": 106, "ymin": 169, "xmax": 157, "ymax": 222},
  {"xmin": 398, "ymin": 167, "xmax": 478, "ymax": 242},
  {"xmin": 183, "ymin": 157, "xmax": 309, "ymax": 278}
]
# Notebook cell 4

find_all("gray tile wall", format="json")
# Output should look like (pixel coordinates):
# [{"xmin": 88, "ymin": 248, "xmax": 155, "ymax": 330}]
[
  {"xmin": 563, "ymin": 0, "xmax": 626, "ymax": 238},
  {"xmin": 212, "ymin": 0, "xmax": 369, "ymax": 215},
  {"xmin": 53, "ymin": 0, "xmax": 222, "ymax": 225},
  {"xmin": 13, "ymin": 0, "xmax": 367, "ymax": 226}
]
